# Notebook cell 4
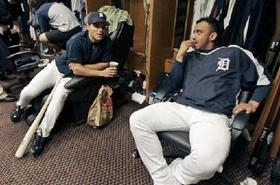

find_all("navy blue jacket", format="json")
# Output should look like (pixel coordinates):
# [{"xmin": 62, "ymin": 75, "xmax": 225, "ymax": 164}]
[
  {"xmin": 164, "ymin": 45, "xmax": 271, "ymax": 116},
  {"xmin": 55, "ymin": 31, "xmax": 113, "ymax": 76}
]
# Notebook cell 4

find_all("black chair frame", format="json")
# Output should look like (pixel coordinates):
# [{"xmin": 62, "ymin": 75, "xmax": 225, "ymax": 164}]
[{"xmin": 0, "ymin": 38, "xmax": 41, "ymax": 91}]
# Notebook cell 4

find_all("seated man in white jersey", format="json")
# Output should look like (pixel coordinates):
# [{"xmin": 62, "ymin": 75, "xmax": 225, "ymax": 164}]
[
  {"xmin": 29, "ymin": 0, "xmax": 82, "ymax": 52},
  {"xmin": 130, "ymin": 17, "xmax": 271, "ymax": 185}
]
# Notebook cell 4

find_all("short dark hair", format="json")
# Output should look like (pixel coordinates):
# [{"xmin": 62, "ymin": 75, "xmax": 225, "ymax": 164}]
[{"xmin": 196, "ymin": 17, "xmax": 220, "ymax": 35}]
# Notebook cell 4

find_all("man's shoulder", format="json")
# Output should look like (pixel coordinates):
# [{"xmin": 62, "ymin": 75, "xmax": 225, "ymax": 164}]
[
  {"xmin": 37, "ymin": 2, "xmax": 53, "ymax": 14},
  {"xmin": 225, "ymin": 45, "xmax": 251, "ymax": 53},
  {"xmin": 209, "ymin": 45, "xmax": 249, "ymax": 57},
  {"xmin": 218, "ymin": 45, "xmax": 258, "ymax": 64},
  {"xmin": 69, "ymin": 31, "xmax": 87, "ymax": 43},
  {"xmin": 49, "ymin": 2, "xmax": 72, "ymax": 13},
  {"xmin": 227, "ymin": 45, "xmax": 256, "ymax": 58}
]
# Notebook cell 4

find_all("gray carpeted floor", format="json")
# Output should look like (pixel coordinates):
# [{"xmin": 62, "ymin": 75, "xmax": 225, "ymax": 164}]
[{"xmin": 0, "ymin": 98, "xmax": 272, "ymax": 185}]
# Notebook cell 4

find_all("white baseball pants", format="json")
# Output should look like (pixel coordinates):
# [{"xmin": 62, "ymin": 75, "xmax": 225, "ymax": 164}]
[
  {"xmin": 130, "ymin": 102, "xmax": 231, "ymax": 185},
  {"xmin": 17, "ymin": 62, "xmax": 72, "ymax": 137}
]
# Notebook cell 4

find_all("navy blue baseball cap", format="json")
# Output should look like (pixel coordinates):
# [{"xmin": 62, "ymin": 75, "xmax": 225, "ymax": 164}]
[{"xmin": 86, "ymin": 11, "xmax": 109, "ymax": 25}]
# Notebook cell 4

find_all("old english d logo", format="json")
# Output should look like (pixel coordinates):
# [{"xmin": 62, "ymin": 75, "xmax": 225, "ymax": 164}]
[{"xmin": 216, "ymin": 58, "xmax": 230, "ymax": 71}]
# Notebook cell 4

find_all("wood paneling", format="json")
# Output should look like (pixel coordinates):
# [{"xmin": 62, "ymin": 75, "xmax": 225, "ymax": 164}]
[
  {"xmin": 164, "ymin": 58, "xmax": 175, "ymax": 73},
  {"xmin": 172, "ymin": 0, "xmax": 195, "ymax": 48},
  {"xmin": 125, "ymin": 50, "xmax": 146, "ymax": 74},
  {"xmin": 249, "ymin": 69, "xmax": 280, "ymax": 157},
  {"xmin": 270, "ymin": 99, "xmax": 280, "ymax": 158},
  {"xmin": 85, "ymin": 0, "xmax": 112, "ymax": 13},
  {"xmin": 183, "ymin": 0, "xmax": 195, "ymax": 40},
  {"xmin": 127, "ymin": 0, "xmax": 146, "ymax": 54},
  {"xmin": 147, "ymin": 0, "xmax": 177, "ymax": 90}
]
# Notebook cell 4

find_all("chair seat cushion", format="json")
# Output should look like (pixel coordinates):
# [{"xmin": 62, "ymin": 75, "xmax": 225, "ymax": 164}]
[{"xmin": 158, "ymin": 131, "xmax": 191, "ymax": 154}]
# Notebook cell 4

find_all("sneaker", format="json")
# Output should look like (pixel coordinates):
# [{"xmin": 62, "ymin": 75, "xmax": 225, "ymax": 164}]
[
  {"xmin": 0, "ymin": 95, "xmax": 17, "ymax": 103},
  {"xmin": 10, "ymin": 106, "xmax": 24, "ymax": 122},
  {"xmin": 30, "ymin": 133, "xmax": 48, "ymax": 156}
]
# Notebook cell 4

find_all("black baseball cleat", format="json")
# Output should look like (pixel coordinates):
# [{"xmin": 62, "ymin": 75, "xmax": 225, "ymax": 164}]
[
  {"xmin": 30, "ymin": 133, "xmax": 48, "ymax": 156},
  {"xmin": 10, "ymin": 106, "xmax": 24, "ymax": 122}
]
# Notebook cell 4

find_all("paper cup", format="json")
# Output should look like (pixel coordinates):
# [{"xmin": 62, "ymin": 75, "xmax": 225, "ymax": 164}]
[{"xmin": 109, "ymin": 61, "xmax": 119, "ymax": 68}]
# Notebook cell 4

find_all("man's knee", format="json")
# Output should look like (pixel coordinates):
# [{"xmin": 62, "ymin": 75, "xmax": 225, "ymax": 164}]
[
  {"xmin": 129, "ymin": 110, "xmax": 147, "ymax": 134},
  {"xmin": 185, "ymin": 150, "xmax": 226, "ymax": 177},
  {"xmin": 20, "ymin": 85, "xmax": 35, "ymax": 98},
  {"xmin": 129, "ymin": 111, "xmax": 140, "ymax": 132},
  {"xmin": 52, "ymin": 87, "xmax": 69, "ymax": 103}
]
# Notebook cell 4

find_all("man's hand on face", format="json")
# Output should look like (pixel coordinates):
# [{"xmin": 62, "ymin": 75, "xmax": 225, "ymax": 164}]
[
  {"xmin": 176, "ymin": 40, "xmax": 193, "ymax": 63},
  {"xmin": 233, "ymin": 100, "xmax": 260, "ymax": 115}
]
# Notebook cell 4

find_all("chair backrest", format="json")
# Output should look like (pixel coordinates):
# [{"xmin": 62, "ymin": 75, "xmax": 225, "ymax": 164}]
[
  {"xmin": 8, "ymin": 51, "xmax": 41, "ymax": 73},
  {"xmin": 0, "ymin": 37, "xmax": 14, "ymax": 75},
  {"xmin": 231, "ymin": 91, "xmax": 251, "ymax": 143},
  {"xmin": 109, "ymin": 21, "xmax": 134, "ymax": 71},
  {"xmin": 1, "ymin": 37, "xmax": 41, "ymax": 73}
]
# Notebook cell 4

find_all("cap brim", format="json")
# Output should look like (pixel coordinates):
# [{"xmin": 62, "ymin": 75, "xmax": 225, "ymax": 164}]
[
  {"xmin": 88, "ymin": 21, "xmax": 110, "ymax": 25},
  {"xmin": 88, "ymin": 18, "xmax": 110, "ymax": 25}
]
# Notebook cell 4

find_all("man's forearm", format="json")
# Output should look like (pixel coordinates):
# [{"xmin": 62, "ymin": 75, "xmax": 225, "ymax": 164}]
[
  {"xmin": 69, "ymin": 62, "xmax": 116, "ymax": 77},
  {"xmin": 72, "ymin": 65, "xmax": 103, "ymax": 77},
  {"xmin": 250, "ymin": 84, "xmax": 271, "ymax": 104},
  {"xmin": 84, "ymin": 62, "xmax": 108, "ymax": 70}
]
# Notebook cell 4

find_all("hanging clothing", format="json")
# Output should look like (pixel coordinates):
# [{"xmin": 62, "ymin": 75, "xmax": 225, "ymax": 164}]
[
  {"xmin": 98, "ymin": 6, "xmax": 133, "ymax": 34},
  {"xmin": 221, "ymin": 0, "xmax": 250, "ymax": 46},
  {"xmin": 71, "ymin": 0, "xmax": 80, "ymax": 11},
  {"xmin": 222, "ymin": 0, "xmax": 275, "ymax": 61},
  {"xmin": 191, "ymin": 0, "xmax": 215, "ymax": 36},
  {"xmin": 223, "ymin": 0, "xmax": 236, "ymax": 28},
  {"xmin": 209, "ymin": 0, "xmax": 228, "ymax": 20},
  {"xmin": 244, "ymin": 0, "xmax": 275, "ymax": 61}
]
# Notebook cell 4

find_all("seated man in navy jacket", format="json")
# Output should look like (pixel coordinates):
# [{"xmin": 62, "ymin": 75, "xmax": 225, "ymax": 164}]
[
  {"xmin": 130, "ymin": 17, "xmax": 271, "ymax": 185},
  {"xmin": 11, "ymin": 11, "xmax": 116, "ymax": 156}
]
